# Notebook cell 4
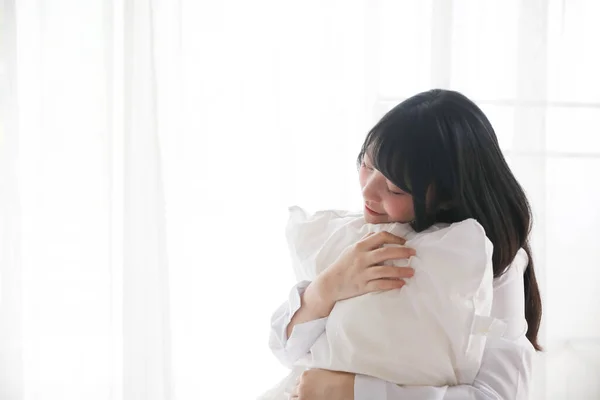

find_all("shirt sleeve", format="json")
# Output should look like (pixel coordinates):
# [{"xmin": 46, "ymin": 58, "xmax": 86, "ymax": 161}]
[
  {"xmin": 354, "ymin": 251, "xmax": 534, "ymax": 400},
  {"xmin": 354, "ymin": 336, "xmax": 533, "ymax": 400},
  {"xmin": 268, "ymin": 280, "xmax": 328, "ymax": 368}
]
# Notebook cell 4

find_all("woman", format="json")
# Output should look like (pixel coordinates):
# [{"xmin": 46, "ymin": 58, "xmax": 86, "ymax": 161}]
[{"xmin": 269, "ymin": 89, "xmax": 542, "ymax": 400}]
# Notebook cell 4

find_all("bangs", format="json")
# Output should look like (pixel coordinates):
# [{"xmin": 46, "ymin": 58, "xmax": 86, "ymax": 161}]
[{"xmin": 357, "ymin": 109, "xmax": 434, "ymax": 197}]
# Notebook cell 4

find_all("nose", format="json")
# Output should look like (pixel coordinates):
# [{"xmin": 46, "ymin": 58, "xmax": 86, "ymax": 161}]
[{"xmin": 362, "ymin": 170, "xmax": 384, "ymax": 203}]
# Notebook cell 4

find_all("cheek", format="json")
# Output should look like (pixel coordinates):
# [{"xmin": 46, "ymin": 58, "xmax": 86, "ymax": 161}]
[
  {"xmin": 358, "ymin": 169, "xmax": 368, "ymax": 188},
  {"xmin": 385, "ymin": 196, "xmax": 415, "ymax": 221}
]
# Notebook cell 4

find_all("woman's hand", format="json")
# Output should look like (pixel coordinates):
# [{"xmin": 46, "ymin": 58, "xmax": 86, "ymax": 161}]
[
  {"xmin": 313, "ymin": 231, "xmax": 416, "ymax": 305},
  {"xmin": 286, "ymin": 231, "xmax": 415, "ymax": 338},
  {"xmin": 288, "ymin": 369, "xmax": 355, "ymax": 400}
]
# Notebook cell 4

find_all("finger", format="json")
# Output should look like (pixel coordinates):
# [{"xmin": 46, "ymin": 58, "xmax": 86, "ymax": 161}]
[
  {"xmin": 367, "ymin": 246, "xmax": 416, "ymax": 265},
  {"xmin": 365, "ymin": 265, "xmax": 414, "ymax": 281},
  {"xmin": 364, "ymin": 278, "xmax": 406, "ymax": 293},
  {"xmin": 358, "ymin": 231, "xmax": 406, "ymax": 251},
  {"xmin": 288, "ymin": 383, "xmax": 299, "ymax": 397}
]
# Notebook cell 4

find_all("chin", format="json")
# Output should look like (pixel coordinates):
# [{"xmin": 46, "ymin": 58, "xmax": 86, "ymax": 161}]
[{"xmin": 363, "ymin": 212, "xmax": 385, "ymax": 224}]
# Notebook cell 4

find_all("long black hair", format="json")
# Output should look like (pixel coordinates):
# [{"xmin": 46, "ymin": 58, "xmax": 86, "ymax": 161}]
[{"xmin": 357, "ymin": 89, "xmax": 542, "ymax": 351}]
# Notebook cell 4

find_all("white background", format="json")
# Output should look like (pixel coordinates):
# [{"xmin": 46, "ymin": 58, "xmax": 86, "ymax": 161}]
[{"xmin": 1, "ymin": 0, "xmax": 599, "ymax": 399}]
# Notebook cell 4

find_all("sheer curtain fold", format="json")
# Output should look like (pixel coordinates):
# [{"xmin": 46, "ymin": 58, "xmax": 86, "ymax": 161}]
[
  {"xmin": 122, "ymin": 0, "xmax": 172, "ymax": 399},
  {"xmin": 1, "ymin": 0, "xmax": 173, "ymax": 398},
  {"xmin": 1, "ymin": 1, "xmax": 24, "ymax": 398},
  {"xmin": 1, "ymin": 0, "xmax": 599, "ymax": 399}
]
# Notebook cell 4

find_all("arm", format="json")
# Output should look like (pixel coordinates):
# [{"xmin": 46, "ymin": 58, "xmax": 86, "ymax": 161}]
[
  {"xmin": 268, "ymin": 280, "xmax": 328, "ymax": 368},
  {"xmin": 285, "ymin": 277, "xmax": 335, "ymax": 338},
  {"xmin": 354, "ymin": 335, "xmax": 533, "ymax": 400},
  {"xmin": 270, "ymin": 231, "xmax": 414, "ymax": 368},
  {"xmin": 353, "ymin": 250, "xmax": 534, "ymax": 400},
  {"xmin": 268, "ymin": 271, "xmax": 408, "ymax": 370}
]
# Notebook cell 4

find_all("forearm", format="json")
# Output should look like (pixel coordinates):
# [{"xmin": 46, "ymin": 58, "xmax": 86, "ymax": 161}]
[
  {"xmin": 355, "ymin": 375, "xmax": 485, "ymax": 400},
  {"xmin": 285, "ymin": 276, "xmax": 335, "ymax": 338},
  {"xmin": 353, "ymin": 336, "xmax": 534, "ymax": 400},
  {"xmin": 269, "ymin": 281, "xmax": 329, "ymax": 367}
]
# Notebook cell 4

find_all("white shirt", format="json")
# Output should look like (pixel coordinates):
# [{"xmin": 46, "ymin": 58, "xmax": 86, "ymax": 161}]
[{"xmin": 269, "ymin": 249, "xmax": 535, "ymax": 399}]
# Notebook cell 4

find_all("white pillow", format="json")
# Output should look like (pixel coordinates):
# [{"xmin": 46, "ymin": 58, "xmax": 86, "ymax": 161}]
[{"xmin": 259, "ymin": 207, "xmax": 499, "ymax": 399}]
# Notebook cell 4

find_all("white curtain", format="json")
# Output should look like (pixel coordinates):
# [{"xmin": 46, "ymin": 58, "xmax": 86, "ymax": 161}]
[{"xmin": 1, "ymin": 0, "xmax": 599, "ymax": 399}]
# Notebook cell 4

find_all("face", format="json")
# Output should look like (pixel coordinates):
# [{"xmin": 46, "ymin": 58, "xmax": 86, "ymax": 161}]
[{"xmin": 359, "ymin": 153, "xmax": 416, "ymax": 224}]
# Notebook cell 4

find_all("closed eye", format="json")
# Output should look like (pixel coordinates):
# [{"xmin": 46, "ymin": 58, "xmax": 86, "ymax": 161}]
[{"xmin": 388, "ymin": 187, "xmax": 406, "ymax": 195}]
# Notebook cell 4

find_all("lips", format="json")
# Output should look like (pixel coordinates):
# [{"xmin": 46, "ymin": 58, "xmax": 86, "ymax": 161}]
[{"xmin": 365, "ymin": 204, "xmax": 384, "ymax": 216}]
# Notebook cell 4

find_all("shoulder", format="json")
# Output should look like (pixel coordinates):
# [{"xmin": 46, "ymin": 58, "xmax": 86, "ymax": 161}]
[
  {"xmin": 491, "ymin": 248, "xmax": 529, "ymax": 337},
  {"xmin": 494, "ymin": 248, "xmax": 528, "ymax": 289}
]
